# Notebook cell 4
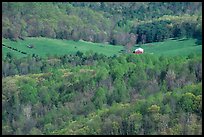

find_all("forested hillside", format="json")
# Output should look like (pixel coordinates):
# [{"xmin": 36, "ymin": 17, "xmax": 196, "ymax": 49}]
[
  {"xmin": 2, "ymin": 53, "xmax": 202, "ymax": 135},
  {"xmin": 2, "ymin": 2, "xmax": 202, "ymax": 46},
  {"xmin": 2, "ymin": 2, "xmax": 202, "ymax": 135}
]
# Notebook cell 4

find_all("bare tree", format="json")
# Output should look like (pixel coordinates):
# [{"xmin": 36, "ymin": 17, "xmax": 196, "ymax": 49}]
[
  {"xmin": 125, "ymin": 33, "xmax": 137, "ymax": 53},
  {"xmin": 165, "ymin": 69, "xmax": 176, "ymax": 90},
  {"xmin": 141, "ymin": 34, "xmax": 146, "ymax": 44}
]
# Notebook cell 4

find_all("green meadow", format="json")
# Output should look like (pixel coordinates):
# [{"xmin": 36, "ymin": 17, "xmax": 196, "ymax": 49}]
[
  {"xmin": 2, "ymin": 37, "xmax": 124, "ymax": 58},
  {"xmin": 2, "ymin": 37, "xmax": 202, "ymax": 59},
  {"xmin": 138, "ymin": 38, "xmax": 202, "ymax": 56}
]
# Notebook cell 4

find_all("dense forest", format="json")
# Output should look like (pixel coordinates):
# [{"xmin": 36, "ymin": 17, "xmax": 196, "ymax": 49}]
[
  {"xmin": 2, "ymin": 2, "xmax": 202, "ymax": 135},
  {"xmin": 2, "ymin": 2, "xmax": 202, "ymax": 46},
  {"xmin": 2, "ymin": 52, "xmax": 202, "ymax": 135}
]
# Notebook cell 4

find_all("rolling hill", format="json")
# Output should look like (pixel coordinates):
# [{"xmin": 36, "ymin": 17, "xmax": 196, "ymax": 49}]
[
  {"xmin": 2, "ymin": 37, "xmax": 124, "ymax": 58},
  {"xmin": 2, "ymin": 37, "xmax": 202, "ymax": 59},
  {"xmin": 138, "ymin": 38, "xmax": 202, "ymax": 56}
]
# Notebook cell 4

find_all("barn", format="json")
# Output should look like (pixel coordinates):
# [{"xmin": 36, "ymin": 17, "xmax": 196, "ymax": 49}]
[{"xmin": 133, "ymin": 48, "xmax": 144, "ymax": 54}]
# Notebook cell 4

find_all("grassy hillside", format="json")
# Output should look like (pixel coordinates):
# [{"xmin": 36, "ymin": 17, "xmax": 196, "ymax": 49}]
[
  {"xmin": 2, "ymin": 46, "xmax": 27, "ymax": 58},
  {"xmin": 135, "ymin": 38, "xmax": 202, "ymax": 56},
  {"xmin": 2, "ymin": 37, "xmax": 202, "ymax": 59},
  {"xmin": 2, "ymin": 37, "xmax": 124, "ymax": 58}
]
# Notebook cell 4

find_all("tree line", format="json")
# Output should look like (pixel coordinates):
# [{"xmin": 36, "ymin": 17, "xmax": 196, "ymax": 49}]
[{"xmin": 2, "ymin": 2, "xmax": 202, "ymax": 46}]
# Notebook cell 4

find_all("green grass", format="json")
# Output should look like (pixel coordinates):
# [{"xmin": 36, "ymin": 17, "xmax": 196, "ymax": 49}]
[
  {"xmin": 2, "ymin": 46, "xmax": 27, "ymax": 58},
  {"xmin": 2, "ymin": 37, "xmax": 124, "ymax": 58},
  {"xmin": 134, "ymin": 38, "xmax": 202, "ymax": 57},
  {"xmin": 2, "ymin": 37, "xmax": 202, "ymax": 59}
]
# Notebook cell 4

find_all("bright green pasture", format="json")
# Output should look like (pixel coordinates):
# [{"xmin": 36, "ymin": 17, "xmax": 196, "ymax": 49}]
[
  {"xmin": 136, "ymin": 38, "xmax": 202, "ymax": 56},
  {"xmin": 2, "ymin": 37, "xmax": 202, "ymax": 59},
  {"xmin": 2, "ymin": 37, "xmax": 124, "ymax": 58}
]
